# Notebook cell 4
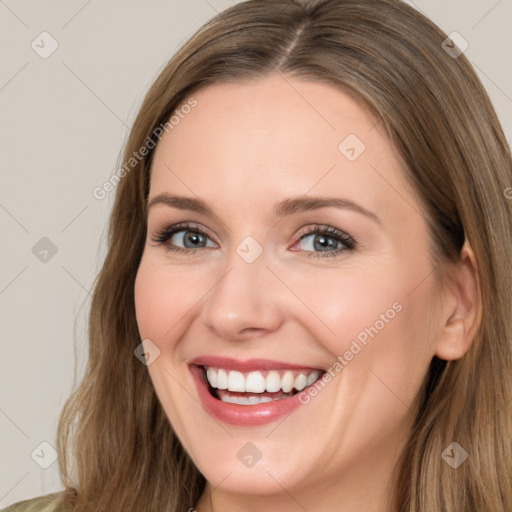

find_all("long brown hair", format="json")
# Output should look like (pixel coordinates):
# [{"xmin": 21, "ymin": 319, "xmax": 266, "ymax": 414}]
[{"xmin": 55, "ymin": 0, "xmax": 512, "ymax": 510}]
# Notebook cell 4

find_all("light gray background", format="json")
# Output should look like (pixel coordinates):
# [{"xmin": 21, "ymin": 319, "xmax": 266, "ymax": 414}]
[{"xmin": 1, "ymin": 0, "xmax": 511, "ymax": 507}]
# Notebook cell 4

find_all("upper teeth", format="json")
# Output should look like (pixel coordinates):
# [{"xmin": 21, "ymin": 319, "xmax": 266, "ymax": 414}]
[{"xmin": 205, "ymin": 367, "xmax": 322, "ymax": 393}]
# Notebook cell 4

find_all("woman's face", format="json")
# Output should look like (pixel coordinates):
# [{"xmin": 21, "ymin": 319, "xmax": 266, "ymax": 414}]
[{"xmin": 134, "ymin": 75, "xmax": 448, "ymax": 507}]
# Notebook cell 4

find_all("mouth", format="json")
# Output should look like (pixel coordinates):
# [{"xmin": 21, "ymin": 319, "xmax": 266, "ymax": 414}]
[
  {"xmin": 201, "ymin": 366, "xmax": 324, "ymax": 405},
  {"xmin": 188, "ymin": 356, "xmax": 327, "ymax": 426}
]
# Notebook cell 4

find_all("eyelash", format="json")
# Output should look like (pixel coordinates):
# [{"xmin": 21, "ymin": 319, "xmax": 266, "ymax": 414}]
[{"xmin": 150, "ymin": 221, "xmax": 357, "ymax": 259}]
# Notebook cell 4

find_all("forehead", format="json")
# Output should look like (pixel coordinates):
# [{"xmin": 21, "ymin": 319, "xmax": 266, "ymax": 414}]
[{"xmin": 149, "ymin": 75, "xmax": 420, "ymax": 225}]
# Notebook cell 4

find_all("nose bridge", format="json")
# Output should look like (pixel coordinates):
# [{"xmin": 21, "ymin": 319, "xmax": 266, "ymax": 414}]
[{"xmin": 200, "ymin": 243, "xmax": 283, "ymax": 339}]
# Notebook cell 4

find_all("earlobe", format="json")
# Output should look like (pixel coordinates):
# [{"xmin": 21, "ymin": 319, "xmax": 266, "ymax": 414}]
[{"xmin": 434, "ymin": 240, "xmax": 482, "ymax": 361}]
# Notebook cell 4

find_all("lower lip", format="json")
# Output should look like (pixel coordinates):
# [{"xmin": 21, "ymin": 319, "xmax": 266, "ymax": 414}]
[{"xmin": 189, "ymin": 365, "xmax": 308, "ymax": 426}]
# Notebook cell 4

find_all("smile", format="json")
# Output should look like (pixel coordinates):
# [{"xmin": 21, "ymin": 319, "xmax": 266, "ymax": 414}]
[
  {"xmin": 205, "ymin": 367, "xmax": 323, "ymax": 405},
  {"xmin": 189, "ymin": 356, "xmax": 326, "ymax": 426}
]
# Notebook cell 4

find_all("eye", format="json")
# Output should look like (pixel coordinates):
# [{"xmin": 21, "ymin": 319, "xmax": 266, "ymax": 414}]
[
  {"xmin": 150, "ymin": 222, "xmax": 217, "ymax": 254},
  {"xmin": 292, "ymin": 225, "xmax": 356, "ymax": 258},
  {"xmin": 150, "ymin": 222, "xmax": 356, "ymax": 258}
]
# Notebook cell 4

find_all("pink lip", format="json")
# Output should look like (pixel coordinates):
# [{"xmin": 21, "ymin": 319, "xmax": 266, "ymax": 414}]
[
  {"xmin": 189, "ymin": 355, "xmax": 323, "ymax": 372},
  {"xmin": 189, "ymin": 357, "xmax": 324, "ymax": 427}
]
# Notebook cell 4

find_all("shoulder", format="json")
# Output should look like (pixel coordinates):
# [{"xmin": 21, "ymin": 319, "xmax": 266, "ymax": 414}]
[{"xmin": 1, "ymin": 493, "xmax": 66, "ymax": 512}]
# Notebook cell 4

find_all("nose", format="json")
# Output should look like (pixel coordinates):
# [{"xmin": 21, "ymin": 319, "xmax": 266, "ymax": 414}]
[{"xmin": 200, "ymin": 250, "xmax": 285, "ymax": 341}]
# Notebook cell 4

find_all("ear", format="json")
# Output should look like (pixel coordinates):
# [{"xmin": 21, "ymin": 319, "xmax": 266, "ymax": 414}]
[{"xmin": 434, "ymin": 240, "xmax": 482, "ymax": 361}]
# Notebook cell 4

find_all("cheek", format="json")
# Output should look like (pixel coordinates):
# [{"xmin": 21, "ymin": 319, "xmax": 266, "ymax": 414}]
[
  {"xmin": 285, "ymin": 258, "xmax": 438, "ymax": 404},
  {"xmin": 133, "ymin": 260, "xmax": 205, "ymax": 441},
  {"xmin": 134, "ymin": 260, "xmax": 198, "ymax": 356},
  {"xmin": 280, "ymin": 261, "xmax": 405, "ymax": 355}
]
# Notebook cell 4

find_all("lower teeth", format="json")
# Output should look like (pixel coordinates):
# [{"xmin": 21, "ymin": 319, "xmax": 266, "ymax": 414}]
[
  {"xmin": 220, "ymin": 395, "xmax": 274, "ymax": 405},
  {"xmin": 216, "ymin": 389, "xmax": 295, "ymax": 405}
]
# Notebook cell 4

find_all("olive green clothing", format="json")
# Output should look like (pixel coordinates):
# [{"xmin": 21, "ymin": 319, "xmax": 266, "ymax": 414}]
[{"xmin": 1, "ymin": 493, "xmax": 64, "ymax": 512}]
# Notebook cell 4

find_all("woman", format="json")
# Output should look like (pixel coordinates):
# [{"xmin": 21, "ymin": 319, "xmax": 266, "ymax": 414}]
[{"xmin": 4, "ymin": 0, "xmax": 511, "ymax": 510}]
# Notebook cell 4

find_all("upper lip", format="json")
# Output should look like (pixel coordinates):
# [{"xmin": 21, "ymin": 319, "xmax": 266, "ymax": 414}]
[{"xmin": 189, "ymin": 355, "xmax": 325, "ymax": 372}]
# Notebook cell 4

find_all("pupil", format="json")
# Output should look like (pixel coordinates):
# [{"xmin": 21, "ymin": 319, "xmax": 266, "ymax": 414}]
[
  {"xmin": 184, "ymin": 231, "xmax": 204, "ymax": 247},
  {"xmin": 314, "ymin": 235, "xmax": 336, "ymax": 251}
]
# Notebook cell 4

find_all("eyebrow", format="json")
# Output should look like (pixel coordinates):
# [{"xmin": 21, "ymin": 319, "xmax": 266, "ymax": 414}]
[{"xmin": 147, "ymin": 192, "xmax": 381, "ymax": 224}]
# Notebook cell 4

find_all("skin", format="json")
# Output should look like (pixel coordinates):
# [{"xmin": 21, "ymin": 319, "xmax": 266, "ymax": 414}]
[{"xmin": 134, "ymin": 75, "xmax": 480, "ymax": 512}]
